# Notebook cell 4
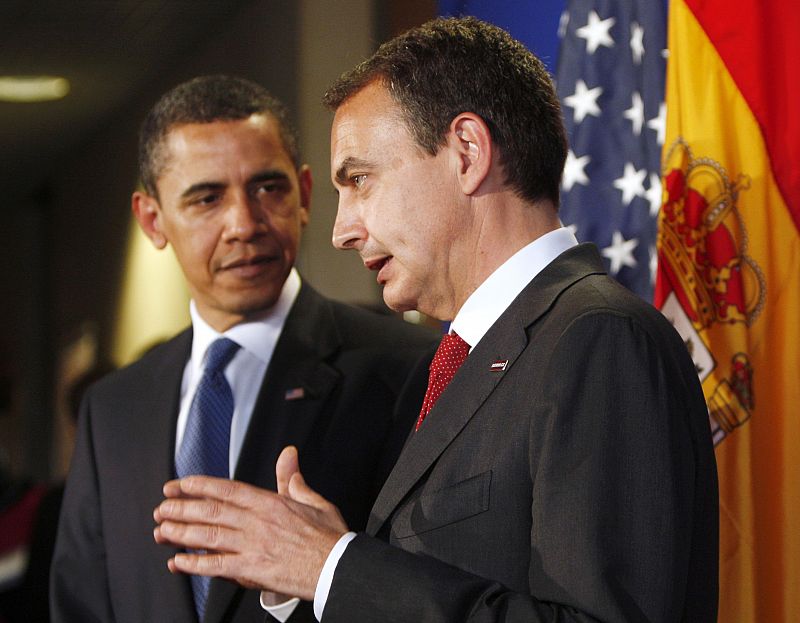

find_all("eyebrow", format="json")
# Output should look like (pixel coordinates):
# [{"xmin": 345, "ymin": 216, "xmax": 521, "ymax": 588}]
[
  {"xmin": 334, "ymin": 157, "xmax": 373, "ymax": 185},
  {"xmin": 249, "ymin": 169, "xmax": 291, "ymax": 185},
  {"xmin": 179, "ymin": 169, "xmax": 290, "ymax": 199},
  {"xmin": 180, "ymin": 182, "xmax": 225, "ymax": 200}
]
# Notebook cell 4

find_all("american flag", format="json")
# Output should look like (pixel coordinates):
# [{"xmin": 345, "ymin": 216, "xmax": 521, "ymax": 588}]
[{"xmin": 555, "ymin": 0, "xmax": 666, "ymax": 301}]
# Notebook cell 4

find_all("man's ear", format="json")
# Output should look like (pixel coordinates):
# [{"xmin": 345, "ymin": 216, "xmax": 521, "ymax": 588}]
[
  {"xmin": 131, "ymin": 191, "xmax": 168, "ymax": 249},
  {"xmin": 448, "ymin": 113, "xmax": 493, "ymax": 195},
  {"xmin": 297, "ymin": 164, "xmax": 312, "ymax": 228}
]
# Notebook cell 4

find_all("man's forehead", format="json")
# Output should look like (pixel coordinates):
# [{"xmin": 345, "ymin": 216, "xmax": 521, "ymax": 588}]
[
  {"xmin": 155, "ymin": 116, "xmax": 296, "ymax": 191},
  {"xmin": 332, "ymin": 81, "xmax": 403, "ymax": 126},
  {"xmin": 160, "ymin": 116, "xmax": 293, "ymax": 171},
  {"xmin": 331, "ymin": 93, "xmax": 407, "ymax": 154},
  {"xmin": 164, "ymin": 114, "xmax": 275, "ymax": 148}
]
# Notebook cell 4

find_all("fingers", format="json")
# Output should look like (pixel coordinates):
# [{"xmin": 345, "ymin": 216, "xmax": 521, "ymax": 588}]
[
  {"xmin": 162, "ymin": 478, "xmax": 187, "ymax": 498},
  {"xmin": 154, "ymin": 516, "xmax": 247, "ymax": 553},
  {"xmin": 168, "ymin": 550, "xmax": 235, "ymax": 580},
  {"xmin": 275, "ymin": 445, "xmax": 300, "ymax": 496},
  {"xmin": 153, "ymin": 487, "xmax": 278, "ymax": 552},
  {"xmin": 154, "ymin": 495, "xmax": 242, "ymax": 527},
  {"xmin": 153, "ymin": 488, "xmax": 255, "ymax": 526},
  {"xmin": 164, "ymin": 475, "xmax": 266, "ymax": 509}
]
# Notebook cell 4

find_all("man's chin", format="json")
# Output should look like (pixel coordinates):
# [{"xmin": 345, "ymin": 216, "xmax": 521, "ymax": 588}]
[
  {"xmin": 220, "ymin": 291, "xmax": 282, "ymax": 321},
  {"xmin": 381, "ymin": 288, "xmax": 419, "ymax": 315},
  {"xmin": 236, "ymin": 296, "xmax": 282, "ymax": 318}
]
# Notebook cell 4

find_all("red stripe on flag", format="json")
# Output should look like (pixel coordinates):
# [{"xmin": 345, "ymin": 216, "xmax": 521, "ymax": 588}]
[{"xmin": 684, "ymin": 0, "xmax": 800, "ymax": 230}]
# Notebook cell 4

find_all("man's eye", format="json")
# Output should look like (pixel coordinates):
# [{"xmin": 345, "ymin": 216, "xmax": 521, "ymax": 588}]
[
  {"xmin": 352, "ymin": 174, "xmax": 367, "ymax": 188},
  {"xmin": 194, "ymin": 193, "xmax": 220, "ymax": 206},
  {"xmin": 257, "ymin": 182, "xmax": 278, "ymax": 193},
  {"xmin": 255, "ymin": 180, "xmax": 290, "ymax": 197}
]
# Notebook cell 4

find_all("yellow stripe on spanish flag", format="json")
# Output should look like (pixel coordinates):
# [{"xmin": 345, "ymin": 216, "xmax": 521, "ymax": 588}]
[{"xmin": 655, "ymin": 1, "xmax": 800, "ymax": 620}]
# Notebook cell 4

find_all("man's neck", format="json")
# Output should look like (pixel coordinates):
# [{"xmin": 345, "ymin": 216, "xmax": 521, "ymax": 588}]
[{"xmin": 449, "ymin": 196, "xmax": 561, "ymax": 318}]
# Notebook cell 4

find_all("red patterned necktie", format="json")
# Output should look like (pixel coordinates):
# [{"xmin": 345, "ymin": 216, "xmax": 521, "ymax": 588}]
[{"xmin": 416, "ymin": 331, "xmax": 470, "ymax": 431}]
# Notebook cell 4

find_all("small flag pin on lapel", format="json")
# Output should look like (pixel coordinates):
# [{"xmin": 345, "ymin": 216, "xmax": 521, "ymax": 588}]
[
  {"xmin": 284, "ymin": 387, "xmax": 305, "ymax": 401},
  {"xmin": 490, "ymin": 360, "xmax": 508, "ymax": 372}
]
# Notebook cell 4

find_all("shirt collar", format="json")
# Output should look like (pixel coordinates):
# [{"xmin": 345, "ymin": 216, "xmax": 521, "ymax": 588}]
[
  {"xmin": 189, "ymin": 267, "xmax": 302, "ymax": 374},
  {"xmin": 450, "ymin": 227, "xmax": 578, "ymax": 349}
]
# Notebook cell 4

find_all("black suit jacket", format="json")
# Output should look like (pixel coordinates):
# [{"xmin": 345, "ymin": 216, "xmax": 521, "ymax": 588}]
[
  {"xmin": 324, "ymin": 244, "xmax": 719, "ymax": 622},
  {"xmin": 50, "ymin": 283, "xmax": 435, "ymax": 623}
]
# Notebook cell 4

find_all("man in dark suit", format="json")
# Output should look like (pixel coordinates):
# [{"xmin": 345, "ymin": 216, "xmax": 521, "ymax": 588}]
[
  {"xmin": 50, "ymin": 75, "xmax": 434, "ymax": 623},
  {"xmin": 153, "ymin": 19, "xmax": 719, "ymax": 621}
]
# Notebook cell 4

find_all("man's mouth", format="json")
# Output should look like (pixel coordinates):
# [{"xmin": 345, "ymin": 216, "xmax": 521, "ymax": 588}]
[
  {"xmin": 220, "ymin": 254, "xmax": 277, "ymax": 276},
  {"xmin": 364, "ymin": 256, "xmax": 392, "ymax": 284}
]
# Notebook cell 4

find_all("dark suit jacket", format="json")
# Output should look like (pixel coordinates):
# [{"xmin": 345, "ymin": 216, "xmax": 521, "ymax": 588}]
[
  {"xmin": 50, "ymin": 283, "xmax": 435, "ymax": 623},
  {"xmin": 324, "ymin": 244, "xmax": 719, "ymax": 622}
]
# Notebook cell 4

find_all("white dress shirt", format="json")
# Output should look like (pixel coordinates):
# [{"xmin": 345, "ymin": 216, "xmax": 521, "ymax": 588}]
[
  {"xmin": 175, "ymin": 268, "xmax": 301, "ymax": 476},
  {"xmin": 310, "ymin": 228, "xmax": 579, "ymax": 621},
  {"xmin": 178, "ymin": 269, "xmax": 302, "ymax": 622}
]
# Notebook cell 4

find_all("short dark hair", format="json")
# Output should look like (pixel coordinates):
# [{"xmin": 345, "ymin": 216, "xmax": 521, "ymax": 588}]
[
  {"xmin": 323, "ymin": 17, "xmax": 567, "ymax": 206},
  {"xmin": 138, "ymin": 75, "xmax": 300, "ymax": 196}
]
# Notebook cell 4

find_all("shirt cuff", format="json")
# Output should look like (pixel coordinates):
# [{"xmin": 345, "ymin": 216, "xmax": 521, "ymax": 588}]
[
  {"xmin": 314, "ymin": 531, "xmax": 357, "ymax": 621},
  {"xmin": 260, "ymin": 595, "xmax": 300, "ymax": 622}
]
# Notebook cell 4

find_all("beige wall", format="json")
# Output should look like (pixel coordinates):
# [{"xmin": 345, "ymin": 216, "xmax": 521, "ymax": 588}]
[{"xmin": 296, "ymin": 0, "xmax": 382, "ymax": 305}]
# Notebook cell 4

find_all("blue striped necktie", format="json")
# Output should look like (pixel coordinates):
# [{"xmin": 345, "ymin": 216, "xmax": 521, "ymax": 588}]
[{"xmin": 175, "ymin": 337, "xmax": 240, "ymax": 621}]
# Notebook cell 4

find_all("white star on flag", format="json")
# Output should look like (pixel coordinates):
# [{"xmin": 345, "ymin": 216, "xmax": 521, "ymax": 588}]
[
  {"xmin": 613, "ymin": 162, "xmax": 647, "ymax": 205},
  {"xmin": 623, "ymin": 91, "xmax": 644, "ymax": 135},
  {"xmin": 647, "ymin": 102, "xmax": 666, "ymax": 145},
  {"xmin": 563, "ymin": 79, "xmax": 603, "ymax": 123},
  {"xmin": 630, "ymin": 22, "xmax": 645, "ymax": 64},
  {"xmin": 602, "ymin": 231, "xmax": 639, "ymax": 275},
  {"xmin": 558, "ymin": 11, "xmax": 570, "ymax": 38},
  {"xmin": 646, "ymin": 172, "xmax": 662, "ymax": 217},
  {"xmin": 649, "ymin": 244, "xmax": 658, "ymax": 285},
  {"xmin": 562, "ymin": 150, "xmax": 591, "ymax": 190},
  {"xmin": 576, "ymin": 10, "xmax": 616, "ymax": 54}
]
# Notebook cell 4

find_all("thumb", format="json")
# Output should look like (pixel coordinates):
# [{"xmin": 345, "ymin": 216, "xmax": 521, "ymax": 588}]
[
  {"xmin": 275, "ymin": 445, "xmax": 300, "ymax": 496},
  {"xmin": 287, "ymin": 466, "xmax": 350, "ymax": 535},
  {"xmin": 287, "ymin": 470, "xmax": 328, "ymax": 510}
]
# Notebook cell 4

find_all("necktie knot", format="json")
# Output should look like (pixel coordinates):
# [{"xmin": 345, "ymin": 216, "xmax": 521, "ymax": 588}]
[
  {"xmin": 431, "ymin": 332, "xmax": 470, "ymax": 372},
  {"xmin": 204, "ymin": 337, "xmax": 240, "ymax": 375},
  {"xmin": 416, "ymin": 332, "xmax": 470, "ymax": 431}
]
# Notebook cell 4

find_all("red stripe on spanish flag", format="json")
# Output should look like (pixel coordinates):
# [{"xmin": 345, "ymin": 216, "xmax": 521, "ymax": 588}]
[
  {"xmin": 686, "ymin": 0, "xmax": 800, "ymax": 230},
  {"xmin": 655, "ymin": 1, "xmax": 800, "ymax": 620}
]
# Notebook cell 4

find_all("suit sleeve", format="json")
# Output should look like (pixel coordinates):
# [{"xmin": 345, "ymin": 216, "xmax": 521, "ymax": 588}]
[
  {"xmin": 50, "ymin": 391, "xmax": 116, "ymax": 623},
  {"xmin": 321, "ymin": 311, "xmax": 711, "ymax": 622}
]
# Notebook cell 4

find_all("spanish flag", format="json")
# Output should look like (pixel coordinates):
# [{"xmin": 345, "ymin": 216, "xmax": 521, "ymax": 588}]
[{"xmin": 655, "ymin": 1, "xmax": 800, "ymax": 620}]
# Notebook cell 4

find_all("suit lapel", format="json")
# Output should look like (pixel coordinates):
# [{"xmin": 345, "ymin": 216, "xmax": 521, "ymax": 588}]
[
  {"xmin": 204, "ymin": 284, "xmax": 342, "ymax": 622},
  {"xmin": 123, "ymin": 330, "xmax": 198, "ymax": 617},
  {"xmin": 367, "ymin": 244, "xmax": 606, "ymax": 536},
  {"xmin": 146, "ymin": 332, "xmax": 191, "ymax": 481},
  {"xmin": 232, "ymin": 283, "xmax": 342, "ymax": 487}
]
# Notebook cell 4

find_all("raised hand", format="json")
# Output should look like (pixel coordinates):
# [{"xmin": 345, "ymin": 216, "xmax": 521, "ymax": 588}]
[{"xmin": 153, "ymin": 446, "xmax": 349, "ymax": 599}]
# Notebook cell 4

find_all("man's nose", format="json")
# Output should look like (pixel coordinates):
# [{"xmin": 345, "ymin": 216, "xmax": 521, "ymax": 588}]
[
  {"xmin": 225, "ymin": 193, "xmax": 264, "ymax": 241},
  {"xmin": 331, "ymin": 200, "xmax": 367, "ymax": 251}
]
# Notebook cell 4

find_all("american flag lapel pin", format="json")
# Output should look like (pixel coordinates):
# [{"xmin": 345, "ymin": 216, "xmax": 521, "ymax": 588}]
[
  {"xmin": 490, "ymin": 359, "xmax": 508, "ymax": 372},
  {"xmin": 284, "ymin": 387, "xmax": 305, "ymax": 401}
]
